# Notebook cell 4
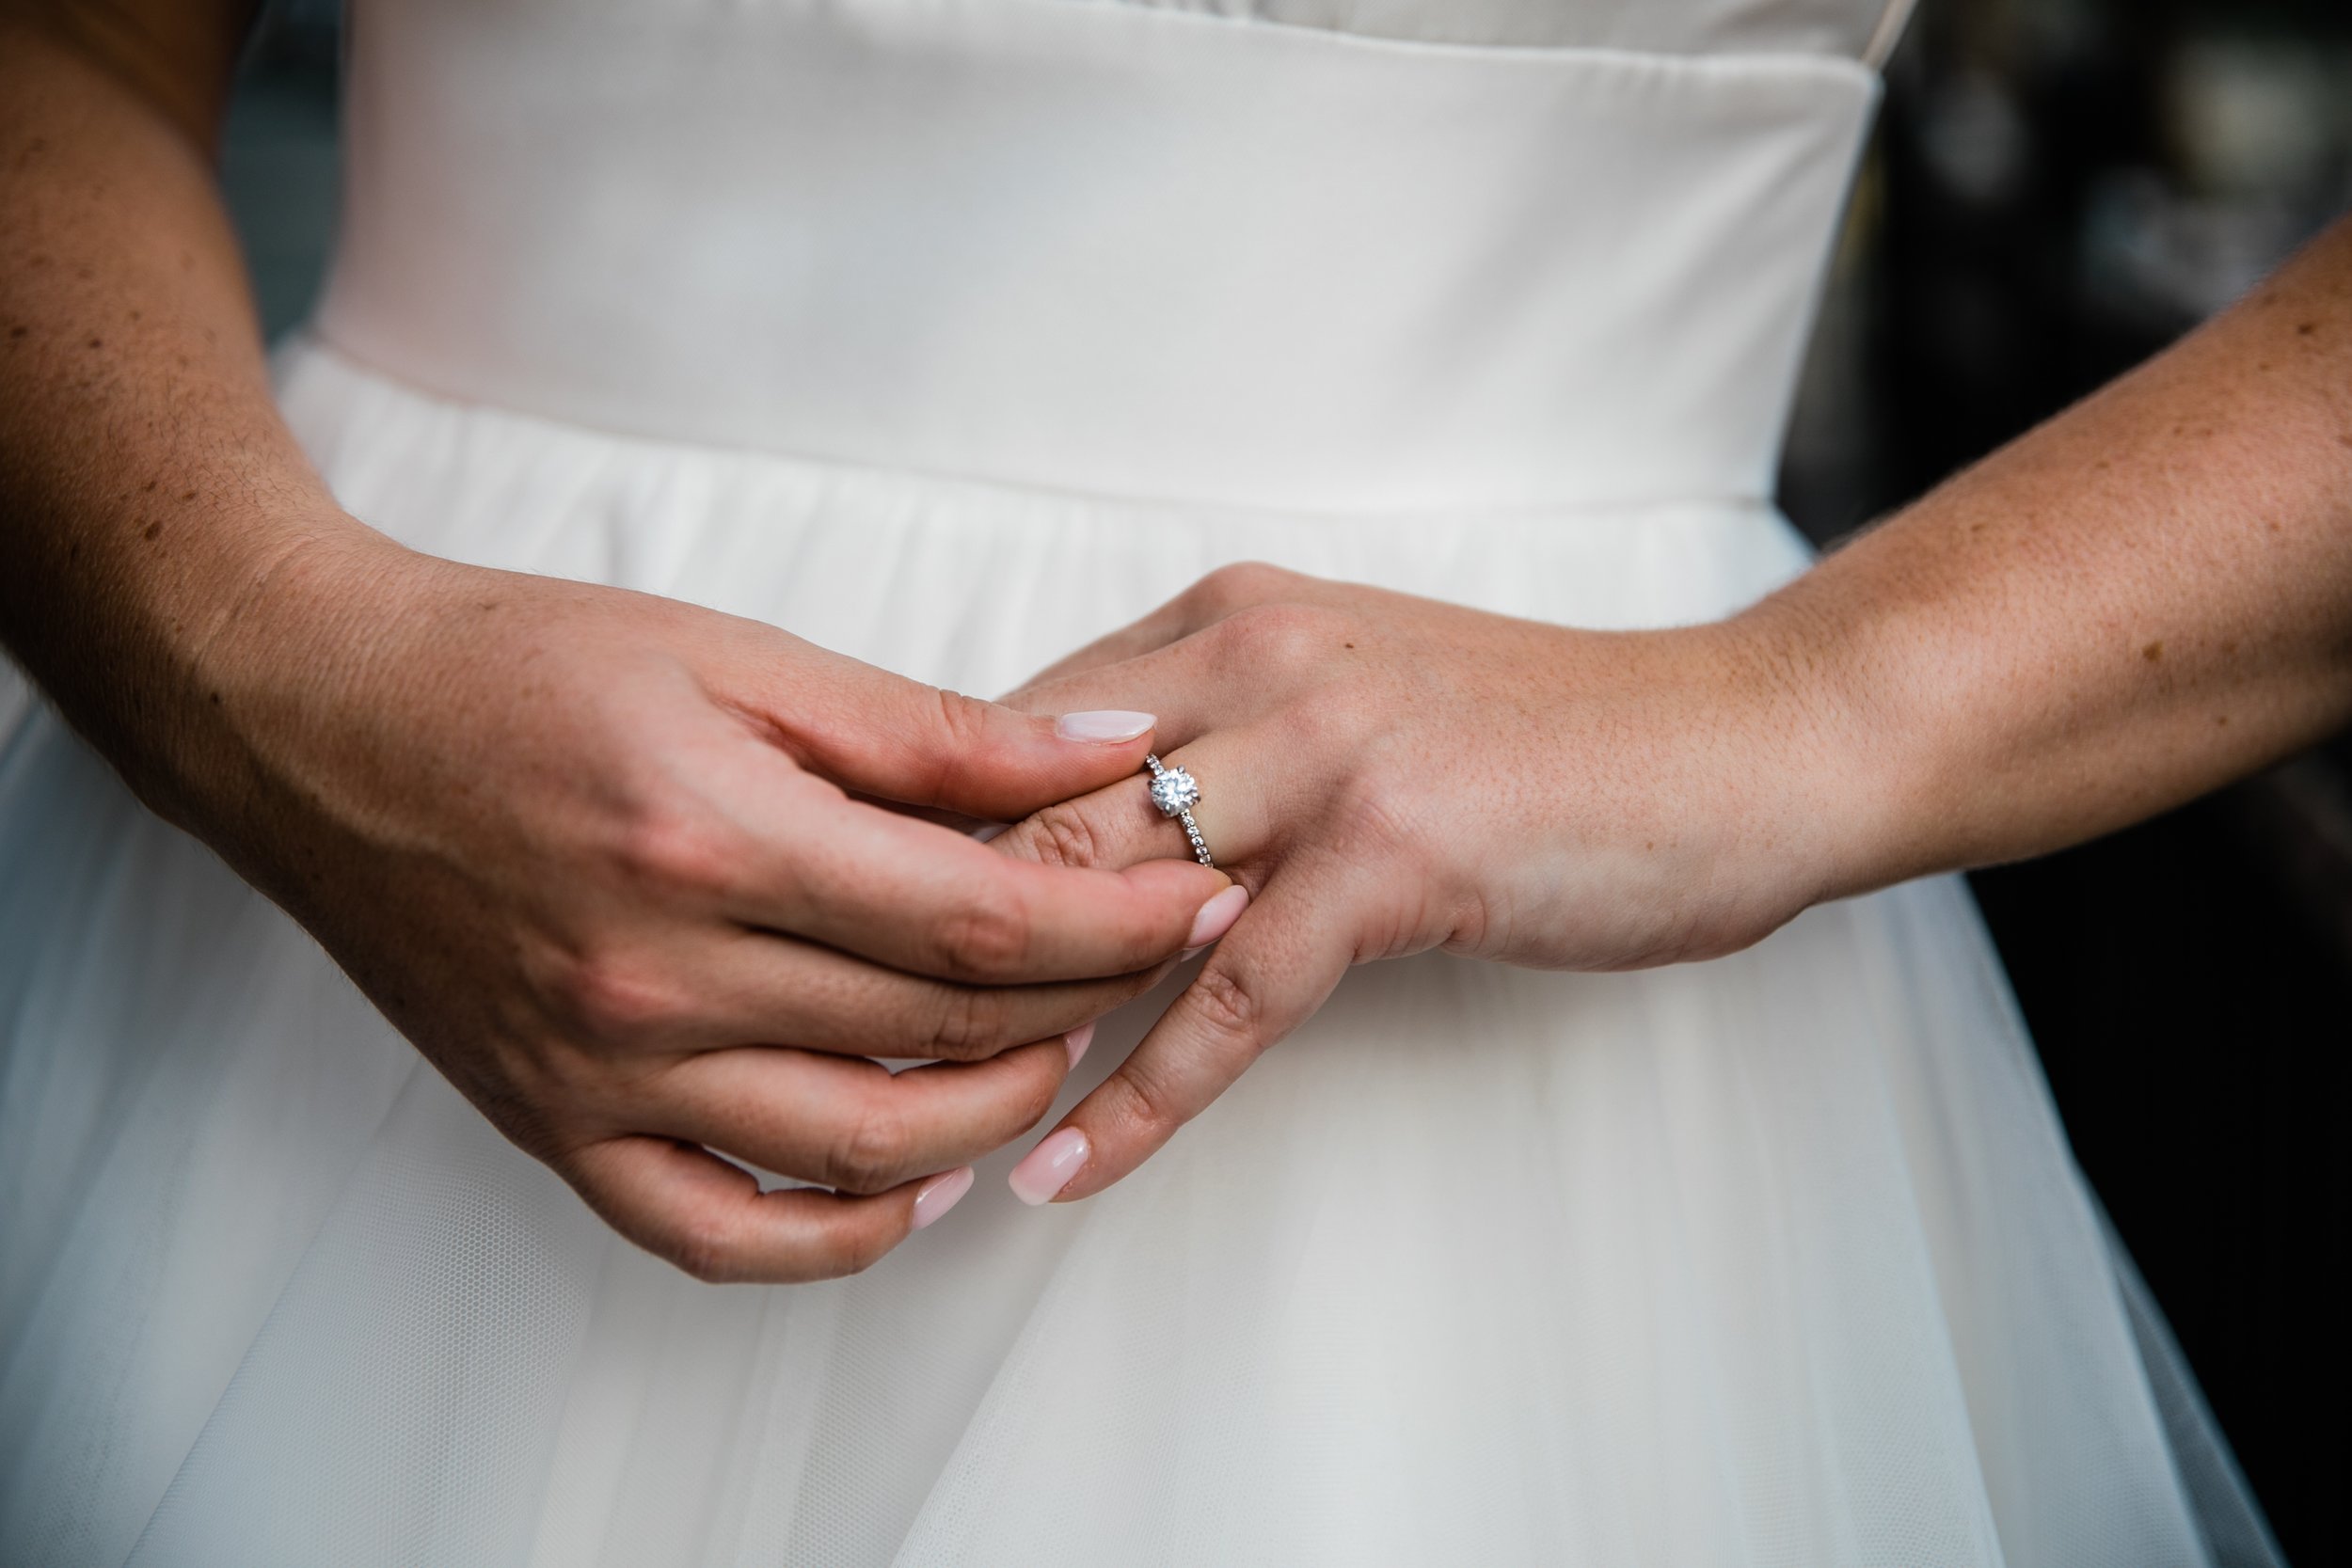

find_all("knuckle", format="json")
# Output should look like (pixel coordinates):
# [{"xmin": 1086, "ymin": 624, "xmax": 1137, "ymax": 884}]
[
  {"xmin": 546, "ymin": 947, "xmax": 681, "ymax": 1047},
  {"xmin": 930, "ymin": 687, "xmax": 997, "ymax": 755},
  {"xmin": 931, "ymin": 887, "xmax": 1034, "ymax": 979},
  {"xmin": 1185, "ymin": 964, "xmax": 1262, "ymax": 1040},
  {"xmin": 1213, "ymin": 602, "xmax": 1343, "ymax": 675},
  {"xmin": 612, "ymin": 803, "xmax": 742, "ymax": 901},
  {"xmin": 1024, "ymin": 801, "xmax": 1104, "ymax": 870},
  {"xmin": 665, "ymin": 1208, "xmax": 748, "ymax": 1285},
  {"xmin": 1099, "ymin": 1061, "xmax": 1183, "ymax": 1146},
  {"xmin": 917, "ymin": 688, "xmax": 1004, "ymax": 800},
  {"xmin": 825, "ymin": 1097, "xmax": 914, "ymax": 1194},
  {"xmin": 921, "ymin": 981, "xmax": 1015, "ymax": 1060},
  {"xmin": 1189, "ymin": 560, "xmax": 1296, "ymax": 617}
]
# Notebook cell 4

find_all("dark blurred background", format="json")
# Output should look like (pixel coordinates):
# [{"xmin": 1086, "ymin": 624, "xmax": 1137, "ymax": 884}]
[
  {"xmin": 1780, "ymin": 4, "xmax": 2352, "ymax": 1561},
  {"xmin": 224, "ymin": 1, "xmax": 2348, "ymax": 1559}
]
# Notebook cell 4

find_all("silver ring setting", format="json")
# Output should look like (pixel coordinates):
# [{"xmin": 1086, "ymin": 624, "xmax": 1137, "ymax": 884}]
[{"xmin": 1144, "ymin": 754, "xmax": 1214, "ymax": 868}]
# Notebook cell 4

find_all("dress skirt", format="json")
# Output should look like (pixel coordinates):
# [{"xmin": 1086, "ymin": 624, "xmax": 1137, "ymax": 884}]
[{"xmin": 0, "ymin": 340, "xmax": 2281, "ymax": 1565}]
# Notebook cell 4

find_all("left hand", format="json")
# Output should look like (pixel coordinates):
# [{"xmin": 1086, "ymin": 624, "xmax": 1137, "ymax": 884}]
[{"xmin": 988, "ymin": 562, "xmax": 1862, "ymax": 1202}]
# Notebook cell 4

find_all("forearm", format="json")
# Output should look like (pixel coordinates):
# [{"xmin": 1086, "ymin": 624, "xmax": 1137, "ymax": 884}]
[
  {"xmin": 1756, "ymin": 213, "xmax": 2352, "ymax": 893},
  {"xmin": 0, "ymin": 8, "xmax": 376, "ymax": 820}
]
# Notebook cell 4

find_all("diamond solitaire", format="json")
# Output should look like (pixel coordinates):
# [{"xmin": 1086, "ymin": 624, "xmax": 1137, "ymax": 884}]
[
  {"xmin": 1148, "ymin": 764, "xmax": 1200, "ymax": 816},
  {"xmin": 1142, "ymin": 754, "xmax": 1214, "ymax": 867}
]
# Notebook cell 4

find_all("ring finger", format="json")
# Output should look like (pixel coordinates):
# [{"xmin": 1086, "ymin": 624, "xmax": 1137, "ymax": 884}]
[{"xmin": 993, "ymin": 728, "xmax": 1281, "ymax": 877}]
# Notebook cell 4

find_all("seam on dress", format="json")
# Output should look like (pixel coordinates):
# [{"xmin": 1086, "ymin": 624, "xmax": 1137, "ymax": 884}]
[
  {"xmin": 293, "ymin": 334, "xmax": 1784, "ymax": 530},
  {"xmin": 977, "ymin": 0, "xmax": 1880, "ymax": 88}
]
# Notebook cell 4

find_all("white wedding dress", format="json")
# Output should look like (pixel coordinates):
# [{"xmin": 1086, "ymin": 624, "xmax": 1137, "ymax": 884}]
[{"xmin": 0, "ymin": 1, "xmax": 2289, "ymax": 1562}]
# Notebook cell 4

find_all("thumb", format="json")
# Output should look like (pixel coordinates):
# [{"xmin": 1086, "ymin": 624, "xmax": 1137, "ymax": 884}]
[{"xmin": 761, "ymin": 645, "xmax": 1160, "ymax": 820}]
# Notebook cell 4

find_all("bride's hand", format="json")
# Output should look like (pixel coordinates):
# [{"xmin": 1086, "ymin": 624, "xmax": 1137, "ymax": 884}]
[
  {"xmin": 178, "ymin": 529, "xmax": 1232, "ymax": 1280},
  {"xmin": 990, "ymin": 562, "xmax": 1856, "ymax": 1202}
]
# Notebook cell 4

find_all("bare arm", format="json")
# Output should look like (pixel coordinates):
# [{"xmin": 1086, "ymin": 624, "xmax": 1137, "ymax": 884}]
[
  {"xmin": 1772, "ymin": 214, "xmax": 2352, "ymax": 892},
  {"xmin": 976, "ymin": 216, "xmax": 2352, "ymax": 1201},
  {"xmin": 0, "ymin": 0, "xmax": 340, "ymax": 817},
  {"xmin": 0, "ymin": 4, "xmax": 1230, "ymax": 1278}
]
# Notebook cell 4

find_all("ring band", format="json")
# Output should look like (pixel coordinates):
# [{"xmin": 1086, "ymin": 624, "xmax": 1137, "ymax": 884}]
[{"xmin": 1143, "ymin": 754, "xmax": 1215, "ymax": 869}]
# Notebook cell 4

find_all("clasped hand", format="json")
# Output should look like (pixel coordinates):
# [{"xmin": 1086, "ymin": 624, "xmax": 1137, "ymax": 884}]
[
  {"xmin": 988, "ymin": 562, "xmax": 1842, "ymax": 1203},
  {"xmin": 195, "ymin": 537, "xmax": 1236, "ymax": 1286},
  {"xmin": 225, "ymin": 543, "xmax": 1835, "ymax": 1284}
]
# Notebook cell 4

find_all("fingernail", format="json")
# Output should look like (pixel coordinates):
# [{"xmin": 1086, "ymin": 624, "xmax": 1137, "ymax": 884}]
[
  {"xmin": 911, "ymin": 1166, "xmax": 976, "ymax": 1230},
  {"xmin": 1185, "ymin": 883, "xmax": 1249, "ymax": 949},
  {"xmin": 1009, "ymin": 1127, "xmax": 1089, "ymax": 1206},
  {"xmin": 1063, "ymin": 1022, "xmax": 1096, "ymax": 1070},
  {"xmin": 1055, "ymin": 710, "xmax": 1154, "ymax": 743}
]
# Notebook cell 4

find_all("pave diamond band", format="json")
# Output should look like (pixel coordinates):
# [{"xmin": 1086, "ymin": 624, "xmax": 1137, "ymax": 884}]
[{"xmin": 1143, "ymin": 754, "xmax": 1214, "ymax": 868}]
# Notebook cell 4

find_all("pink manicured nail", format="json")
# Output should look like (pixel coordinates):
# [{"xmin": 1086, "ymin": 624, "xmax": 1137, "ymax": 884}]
[
  {"xmin": 911, "ymin": 1166, "xmax": 976, "ymax": 1230},
  {"xmin": 1063, "ymin": 1022, "xmax": 1096, "ymax": 1070},
  {"xmin": 1185, "ymin": 884, "xmax": 1248, "ymax": 949},
  {"xmin": 1055, "ymin": 710, "xmax": 1155, "ymax": 743},
  {"xmin": 1009, "ymin": 1128, "xmax": 1089, "ymax": 1206}
]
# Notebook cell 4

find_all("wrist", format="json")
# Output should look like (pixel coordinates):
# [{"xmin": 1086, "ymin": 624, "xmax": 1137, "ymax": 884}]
[
  {"xmin": 145, "ymin": 512, "xmax": 418, "ymax": 836},
  {"xmin": 1714, "ymin": 583, "xmax": 1943, "ymax": 910}
]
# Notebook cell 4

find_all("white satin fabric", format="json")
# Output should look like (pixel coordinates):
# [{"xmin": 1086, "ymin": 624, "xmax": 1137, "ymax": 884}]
[
  {"xmin": 324, "ymin": 0, "xmax": 1877, "ymax": 511},
  {"xmin": 0, "ymin": 1, "xmax": 2282, "ymax": 1563}
]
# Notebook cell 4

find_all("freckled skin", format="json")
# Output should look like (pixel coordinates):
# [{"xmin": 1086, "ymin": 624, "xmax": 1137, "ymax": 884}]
[
  {"xmin": 7, "ymin": 0, "xmax": 2352, "ymax": 1220},
  {"xmin": 0, "ymin": 1, "xmax": 1227, "ymax": 1283},
  {"xmin": 977, "ymin": 232, "xmax": 2352, "ymax": 1196}
]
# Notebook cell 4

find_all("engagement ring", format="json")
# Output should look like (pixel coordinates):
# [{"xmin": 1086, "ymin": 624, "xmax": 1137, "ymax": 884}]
[{"xmin": 1144, "ymin": 754, "xmax": 1214, "ymax": 868}]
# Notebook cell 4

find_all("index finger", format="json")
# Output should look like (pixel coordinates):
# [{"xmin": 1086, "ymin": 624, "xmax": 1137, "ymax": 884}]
[{"xmin": 1007, "ymin": 868, "xmax": 1352, "ymax": 1204}]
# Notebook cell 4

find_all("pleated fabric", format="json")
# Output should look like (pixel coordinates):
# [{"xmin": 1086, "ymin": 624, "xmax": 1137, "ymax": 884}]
[
  {"xmin": 0, "ymin": 0, "xmax": 2288, "ymax": 1558},
  {"xmin": 0, "ymin": 343, "xmax": 2280, "ymax": 1565}
]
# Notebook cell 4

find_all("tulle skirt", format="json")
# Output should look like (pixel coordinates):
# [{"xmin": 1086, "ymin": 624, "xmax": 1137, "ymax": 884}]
[{"xmin": 0, "ymin": 341, "xmax": 2280, "ymax": 1565}]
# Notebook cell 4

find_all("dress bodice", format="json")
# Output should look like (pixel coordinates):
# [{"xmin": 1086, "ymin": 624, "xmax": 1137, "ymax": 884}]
[{"xmin": 319, "ymin": 0, "xmax": 1904, "ymax": 512}]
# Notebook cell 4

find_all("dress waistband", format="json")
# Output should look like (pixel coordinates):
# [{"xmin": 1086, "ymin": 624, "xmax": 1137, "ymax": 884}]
[{"xmin": 319, "ymin": 0, "xmax": 1878, "ymax": 514}]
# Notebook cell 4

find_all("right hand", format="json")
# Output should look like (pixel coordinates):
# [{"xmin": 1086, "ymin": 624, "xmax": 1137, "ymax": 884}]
[{"xmin": 171, "ymin": 526, "xmax": 1232, "ymax": 1283}]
